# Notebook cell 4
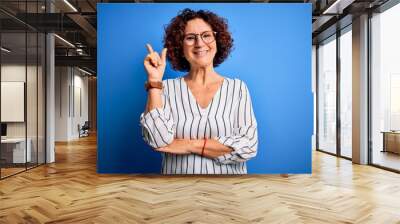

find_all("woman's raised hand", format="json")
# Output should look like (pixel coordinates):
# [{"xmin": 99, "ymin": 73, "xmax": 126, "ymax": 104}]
[{"xmin": 144, "ymin": 44, "xmax": 167, "ymax": 82}]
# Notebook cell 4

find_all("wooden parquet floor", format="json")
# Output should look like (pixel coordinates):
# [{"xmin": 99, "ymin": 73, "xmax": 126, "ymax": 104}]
[{"xmin": 1, "ymin": 134, "xmax": 400, "ymax": 224}]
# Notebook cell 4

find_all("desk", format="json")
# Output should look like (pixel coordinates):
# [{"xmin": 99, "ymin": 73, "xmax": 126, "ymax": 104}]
[
  {"xmin": 1, "ymin": 138, "xmax": 31, "ymax": 163},
  {"xmin": 381, "ymin": 131, "xmax": 400, "ymax": 154}
]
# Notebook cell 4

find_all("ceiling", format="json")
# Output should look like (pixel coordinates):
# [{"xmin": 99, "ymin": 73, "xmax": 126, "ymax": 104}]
[{"xmin": 0, "ymin": 0, "xmax": 392, "ymax": 75}]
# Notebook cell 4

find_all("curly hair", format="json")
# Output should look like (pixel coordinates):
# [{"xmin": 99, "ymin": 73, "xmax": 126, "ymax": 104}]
[{"xmin": 163, "ymin": 8, "xmax": 234, "ymax": 72}]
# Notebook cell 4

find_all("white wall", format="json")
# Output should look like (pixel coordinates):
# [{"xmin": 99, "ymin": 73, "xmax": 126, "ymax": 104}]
[
  {"xmin": 1, "ymin": 65, "xmax": 26, "ymax": 131},
  {"xmin": 1, "ymin": 63, "xmax": 46, "ymax": 164},
  {"xmin": 1, "ymin": 65, "xmax": 40, "ymax": 138},
  {"xmin": 72, "ymin": 72, "xmax": 89, "ymax": 138},
  {"xmin": 55, "ymin": 66, "xmax": 69, "ymax": 141},
  {"xmin": 1, "ymin": 82, "xmax": 25, "ymax": 122},
  {"xmin": 55, "ymin": 66, "xmax": 89, "ymax": 141}
]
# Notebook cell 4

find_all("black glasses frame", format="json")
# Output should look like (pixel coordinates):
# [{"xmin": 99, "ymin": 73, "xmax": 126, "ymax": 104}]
[{"xmin": 183, "ymin": 31, "xmax": 217, "ymax": 45}]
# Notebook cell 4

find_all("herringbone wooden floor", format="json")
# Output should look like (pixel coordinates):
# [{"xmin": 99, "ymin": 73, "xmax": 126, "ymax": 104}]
[{"xmin": 1, "ymin": 134, "xmax": 400, "ymax": 224}]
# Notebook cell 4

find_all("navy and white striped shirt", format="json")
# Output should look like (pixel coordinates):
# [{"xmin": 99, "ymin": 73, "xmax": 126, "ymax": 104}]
[{"xmin": 140, "ymin": 76, "xmax": 258, "ymax": 174}]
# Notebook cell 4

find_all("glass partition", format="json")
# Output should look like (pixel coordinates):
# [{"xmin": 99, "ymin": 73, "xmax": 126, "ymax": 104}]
[
  {"xmin": 0, "ymin": 1, "xmax": 46, "ymax": 179},
  {"xmin": 1, "ymin": 30, "xmax": 28, "ymax": 177}
]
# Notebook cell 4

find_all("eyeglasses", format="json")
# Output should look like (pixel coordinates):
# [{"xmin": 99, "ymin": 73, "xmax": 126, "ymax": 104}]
[{"xmin": 183, "ymin": 31, "xmax": 217, "ymax": 46}]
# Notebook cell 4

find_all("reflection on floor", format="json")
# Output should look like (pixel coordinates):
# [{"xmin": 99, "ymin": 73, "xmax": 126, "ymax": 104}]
[
  {"xmin": 0, "ymin": 167, "xmax": 25, "ymax": 178},
  {"xmin": 373, "ymin": 150, "xmax": 400, "ymax": 171},
  {"xmin": 0, "ymin": 163, "xmax": 40, "ymax": 178},
  {"xmin": 340, "ymin": 148, "xmax": 352, "ymax": 158}
]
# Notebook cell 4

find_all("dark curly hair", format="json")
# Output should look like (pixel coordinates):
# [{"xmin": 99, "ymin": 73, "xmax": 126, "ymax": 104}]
[{"xmin": 163, "ymin": 8, "xmax": 234, "ymax": 72}]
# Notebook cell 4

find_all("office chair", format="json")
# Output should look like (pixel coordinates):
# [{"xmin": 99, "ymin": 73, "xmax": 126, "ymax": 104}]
[{"xmin": 78, "ymin": 121, "xmax": 90, "ymax": 138}]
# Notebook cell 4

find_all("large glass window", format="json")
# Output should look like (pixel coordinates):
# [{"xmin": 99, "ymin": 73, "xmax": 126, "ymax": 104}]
[
  {"xmin": 371, "ymin": 2, "xmax": 400, "ymax": 171},
  {"xmin": 317, "ymin": 35, "xmax": 337, "ymax": 154},
  {"xmin": 339, "ymin": 26, "xmax": 352, "ymax": 158},
  {"xmin": 317, "ymin": 25, "xmax": 353, "ymax": 159}
]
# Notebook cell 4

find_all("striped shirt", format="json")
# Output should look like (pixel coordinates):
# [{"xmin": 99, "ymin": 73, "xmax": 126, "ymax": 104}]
[{"xmin": 140, "ymin": 76, "xmax": 258, "ymax": 174}]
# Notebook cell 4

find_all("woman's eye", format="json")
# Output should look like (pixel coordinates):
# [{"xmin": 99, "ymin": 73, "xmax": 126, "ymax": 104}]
[{"xmin": 186, "ymin": 36, "xmax": 195, "ymax": 40}]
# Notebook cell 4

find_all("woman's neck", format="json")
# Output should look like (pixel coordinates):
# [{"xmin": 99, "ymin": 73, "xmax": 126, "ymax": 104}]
[{"xmin": 187, "ymin": 65, "xmax": 220, "ymax": 86}]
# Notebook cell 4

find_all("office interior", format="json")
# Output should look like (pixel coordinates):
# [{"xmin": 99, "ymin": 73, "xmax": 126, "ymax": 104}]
[
  {"xmin": 0, "ymin": 0, "xmax": 400, "ymax": 222},
  {"xmin": 1, "ymin": 0, "xmax": 97, "ymax": 179}
]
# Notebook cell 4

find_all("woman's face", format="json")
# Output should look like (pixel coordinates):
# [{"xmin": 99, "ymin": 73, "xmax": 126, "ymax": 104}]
[{"xmin": 183, "ymin": 18, "xmax": 217, "ymax": 69}]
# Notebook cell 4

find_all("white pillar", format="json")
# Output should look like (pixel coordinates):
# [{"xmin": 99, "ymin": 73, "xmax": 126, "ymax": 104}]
[{"xmin": 46, "ymin": 1, "xmax": 55, "ymax": 163}]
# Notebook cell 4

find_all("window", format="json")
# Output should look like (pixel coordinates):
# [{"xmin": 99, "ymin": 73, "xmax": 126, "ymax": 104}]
[
  {"xmin": 339, "ymin": 26, "xmax": 352, "ymax": 158},
  {"xmin": 371, "ymin": 2, "xmax": 400, "ymax": 171},
  {"xmin": 317, "ymin": 35, "xmax": 337, "ymax": 154}
]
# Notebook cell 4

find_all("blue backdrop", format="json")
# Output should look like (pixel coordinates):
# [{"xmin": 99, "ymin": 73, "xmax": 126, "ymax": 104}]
[{"xmin": 97, "ymin": 3, "xmax": 312, "ymax": 174}]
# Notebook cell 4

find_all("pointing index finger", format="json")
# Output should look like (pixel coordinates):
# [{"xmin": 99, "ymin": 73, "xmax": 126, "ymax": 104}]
[
  {"xmin": 146, "ymin": 43, "xmax": 154, "ymax": 53},
  {"xmin": 161, "ymin": 48, "xmax": 167, "ymax": 63}
]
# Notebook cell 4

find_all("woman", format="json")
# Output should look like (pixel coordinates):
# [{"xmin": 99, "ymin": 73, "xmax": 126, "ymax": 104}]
[{"xmin": 140, "ymin": 8, "xmax": 258, "ymax": 174}]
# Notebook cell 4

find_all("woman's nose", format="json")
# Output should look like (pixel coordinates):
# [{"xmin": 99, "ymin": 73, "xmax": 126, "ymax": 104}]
[{"xmin": 194, "ymin": 37, "xmax": 206, "ymax": 46}]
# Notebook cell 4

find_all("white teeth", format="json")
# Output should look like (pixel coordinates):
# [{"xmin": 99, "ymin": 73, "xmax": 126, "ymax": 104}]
[{"xmin": 194, "ymin": 50, "xmax": 207, "ymax": 56}]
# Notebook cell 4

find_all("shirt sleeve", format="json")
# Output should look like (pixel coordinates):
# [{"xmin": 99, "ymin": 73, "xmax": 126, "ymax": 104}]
[
  {"xmin": 140, "ymin": 82, "xmax": 174, "ymax": 148},
  {"xmin": 213, "ymin": 81, "xmax": 258, "ymax": 165}
]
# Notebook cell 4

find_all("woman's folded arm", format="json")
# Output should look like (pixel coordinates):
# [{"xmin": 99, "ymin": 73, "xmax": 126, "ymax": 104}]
[
  {"xmin": 213, "ymin": 81, "xmax": 258, "ymax": 165},
  {"xmin": 140, "ymin": 84, "xmax": 174, "ymax": 148}
]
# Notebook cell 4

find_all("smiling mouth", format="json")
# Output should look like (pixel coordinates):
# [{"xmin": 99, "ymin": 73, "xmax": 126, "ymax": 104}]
[{"xmin": 193, "ymin": 50, "xmax": 208, "ymax": 56}]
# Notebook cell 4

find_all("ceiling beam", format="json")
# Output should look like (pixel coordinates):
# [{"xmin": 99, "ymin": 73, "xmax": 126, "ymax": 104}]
[
  {"xmin": 67, "ymin": 13, "xmax": 97, "ymax": 46},
  {"xmin": 55, "ymin": 55, "xmax": 96, "ymax": 72},
  {"xmin": 322, "ymin": 0, "xmax": 356, "ymax": 14}
]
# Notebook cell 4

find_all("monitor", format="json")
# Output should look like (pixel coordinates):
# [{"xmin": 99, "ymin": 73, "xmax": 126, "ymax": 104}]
[{"xmin": 1, "ymin": 123, "xmax": 7, "ymax": 137}]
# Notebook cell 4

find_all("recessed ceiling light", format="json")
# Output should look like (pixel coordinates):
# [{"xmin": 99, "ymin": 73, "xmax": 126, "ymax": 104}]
[
  {"xmin": 322, "ymin": 0, "xmax": 354, "ymax": 15},
  {"xmin": 1, "ymin": 47, "xmax": 11, "ymax": 53},
  {"xmin": 63, "ymin": 0, "xmax": 78, "ymax": 12},
  {"xmin": 54, "ymin": 34, "xmax": 75, "ymax": 48},
  {"xmin": 78, "ymin": 67, "xmax": 93, "ymax": 76}
]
